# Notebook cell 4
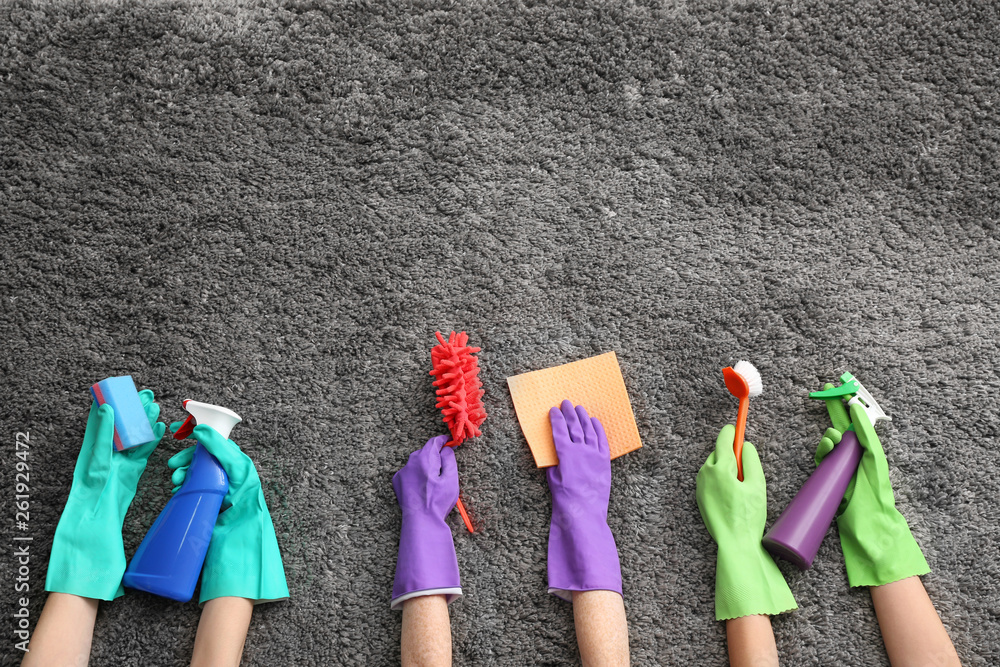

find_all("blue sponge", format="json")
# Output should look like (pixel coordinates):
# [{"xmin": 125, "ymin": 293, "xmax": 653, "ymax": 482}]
[{"xmin": 90, "ymin": 376, "xmax": 155, "ymax": 451}]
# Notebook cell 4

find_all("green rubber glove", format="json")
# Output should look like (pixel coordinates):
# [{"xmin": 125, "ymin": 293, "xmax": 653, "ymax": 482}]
[
  {"xmin": 46, "ymin": 390, "xmax": 165, "ymax": 600},
  {"xmin": 697, "ymin": 425, "xmax": 797, "ymax": 620},
  {"xmin": 815, "ymin": 402, "xmax": 929, "ymax": 587},
  {"xmin": 168, "ymin": 422, "xmax": 289, "ymax": 604}
]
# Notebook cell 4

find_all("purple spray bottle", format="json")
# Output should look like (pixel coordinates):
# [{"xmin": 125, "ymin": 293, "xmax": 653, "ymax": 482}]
[{"xmin": 762, "ymin": 373, "xmax": 891, "ymax": 569}]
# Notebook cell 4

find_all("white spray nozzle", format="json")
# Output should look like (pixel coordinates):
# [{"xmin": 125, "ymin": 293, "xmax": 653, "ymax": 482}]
[
  {"xmin": 182, "ymin": 399, "xmax": 242, "ymax": 440},
  {"xmin": 847, "ymin": 382, "xmax": 891, "ymax": 426}
]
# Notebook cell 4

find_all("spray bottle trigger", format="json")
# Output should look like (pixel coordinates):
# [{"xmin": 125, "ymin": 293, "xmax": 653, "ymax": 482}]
[
  {"xmin": 808, "ymin": 372, "xmax": 862, "ymax": 400},
  {"xmin": 847, "ymin": 384, "xmax": 891, "ymax": 426},
  {"xmin": 173, "ymin": 415, "xmax": 196, "ymax": 440}
]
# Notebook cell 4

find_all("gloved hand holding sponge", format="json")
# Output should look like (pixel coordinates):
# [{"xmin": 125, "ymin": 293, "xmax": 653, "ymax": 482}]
[
  {"xmin": 545, "ymin": 400, "xmax": 622, "ymax": 600},
  {"xmin": 45, "ymin": 389, "xmax": 166, "ymax": 601}
]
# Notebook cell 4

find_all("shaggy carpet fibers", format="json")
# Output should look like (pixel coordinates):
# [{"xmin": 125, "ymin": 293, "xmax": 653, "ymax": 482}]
[{"xmin": 2, "ymin": 0, "xmax": 999, "ymax": 665}]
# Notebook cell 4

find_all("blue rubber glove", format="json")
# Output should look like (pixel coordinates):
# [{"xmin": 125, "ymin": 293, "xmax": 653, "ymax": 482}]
[
  {"xmin": 46, "ymin": 390, "xmax": 165, "ymax": 600},
  {"xmin": 168, "ymin": 422, "xmax": 290, "ymax": 604},
  {"xmin": 390, "ymin": 435, "xmax": 462, "ymax": 610}
]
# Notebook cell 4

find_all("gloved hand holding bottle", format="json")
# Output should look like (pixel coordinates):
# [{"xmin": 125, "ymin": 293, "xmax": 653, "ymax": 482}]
[
  {"xmin": 815, "ymin": 402, "xmax": 960, "ymax": 665},
  {"xmin": 814, "ymin": 401, "xmax": 929, "ymax": 587},
  {"xmin": 168, "ymin": 421, "xmax": 290, "ymax": 604}
]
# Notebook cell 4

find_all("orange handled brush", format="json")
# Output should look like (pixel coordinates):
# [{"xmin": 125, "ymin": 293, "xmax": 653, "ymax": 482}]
[
  {"xmin": 430, "ymin": 331, "xmax": 487, "ymax": 533},
  {"xmin": 722, "ymin": 360, "xmax": 763, "ymax": 482}
]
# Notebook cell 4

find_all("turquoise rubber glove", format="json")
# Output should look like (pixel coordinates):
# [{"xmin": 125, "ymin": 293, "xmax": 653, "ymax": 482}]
[
  {"xmin": 168, "ymin": 422, "xmax": 289, "ymax": 604},
  {"xmin": 46, "ymin": 390, "xmax": 165, "ymax": 600},
  {"xmin": 697, "ymin": 425, "xmax": 797, "ymax": 620},
  {"xmin": 815, "ymin": 402, "xmax": 930, "ymax": 587}
]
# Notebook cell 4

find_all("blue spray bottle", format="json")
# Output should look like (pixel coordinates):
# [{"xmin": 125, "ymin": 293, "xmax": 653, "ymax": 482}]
[{"xmin": 123, "ymin": 399, "xmax": 241, "ymax": 602}]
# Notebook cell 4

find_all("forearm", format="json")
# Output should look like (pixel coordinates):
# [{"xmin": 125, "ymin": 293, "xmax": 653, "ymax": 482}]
[
  {"xmin": 401, "ymin": 594, "xmax": 452, "ymax": 667},
  {"xmin": 725, "ymin": 614, "xmax": 779, "ymax": 667},
  {"xmin": 190, "ymin": 597, "xmax": 254, "ymax": 667},
  {"xmin": 870, "ymin": 576, "xmax": 960, "ymax": 667},
  {"xmin": 21, "ymin": 592, "xmax": 98, "ymax": 667},
  {"xmin": 571, "ymin": 590, "xmax": 629, "ymax": 667}
]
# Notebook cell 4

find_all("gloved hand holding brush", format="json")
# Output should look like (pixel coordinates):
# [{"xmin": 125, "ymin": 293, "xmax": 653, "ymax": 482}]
[
  {"xmin": 697, "ymin": 425, "xmax": 797, "ymax": 620},
  {"xmin": 814, "ymin": 402, "xmax": 929, "ymax": 587},
  {"xmin": 168, "ymin": 422, "xmax": 290, "ymax": 604},
  {"xmin": 46, "ymin": 389, "xmax": 165, "ymax": 600}
]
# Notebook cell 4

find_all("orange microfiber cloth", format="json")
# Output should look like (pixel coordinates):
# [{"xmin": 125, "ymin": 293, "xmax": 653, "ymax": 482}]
[{"xmin": 507, "ymin": 351, "xmax": 643, "ymax": 468}]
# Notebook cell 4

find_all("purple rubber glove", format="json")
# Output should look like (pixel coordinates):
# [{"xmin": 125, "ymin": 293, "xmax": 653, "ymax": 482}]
[
  {"xmin": 390, "ymin": 434, "xmax": 462, "ymax": 610},
  {"xmin": 546, "ymin": 400, "xmax": 623, "ymax": 601}
]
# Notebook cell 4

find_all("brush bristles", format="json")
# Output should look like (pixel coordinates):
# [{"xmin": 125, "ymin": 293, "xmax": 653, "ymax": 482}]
[
  {"xmin": 733, "ymin": 360, "xmax": 763, "ymax": 397},
  {"xmin": 430, "ymin": 331, "xmax": 487, "ymax": 447}
]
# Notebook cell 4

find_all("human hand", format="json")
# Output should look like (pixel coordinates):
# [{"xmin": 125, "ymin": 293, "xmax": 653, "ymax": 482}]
[
  {"xmin": 546, "ymin": 400, "xmax": 612, "ymax": 527},
  {"xmin": 545, "ymin": 400, "xmax": 621, "ymax": 600},
  {"xmin": 696, "ymin": 425, "xmax": 795, "ymax": 620},
  {"xmin": 168, "ymin": 421, "xmax": 257, "ymax": 508},
  {"xmin": 167, "ymin": 422, "xmax": 289, "ymax": 604},
  {"xmin": 813, "ymin": 403, "xmax": 929, "ymax": 587},
  {"xmin": 390, "ymin": 435, "xmax": 461, "ymax": 610},
  {"xmin": 392, "ymin": 434, "xmax": 458, "ymax": 521},
  {"xmin": 45, "ymin": 389, "xmax": 165, "ymax": 600}
]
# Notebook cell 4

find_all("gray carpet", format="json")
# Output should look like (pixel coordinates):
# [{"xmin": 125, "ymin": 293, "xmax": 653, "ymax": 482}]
[{"xmin": 2, "ymin": 0, "xmax": 999, "ymax": 665}]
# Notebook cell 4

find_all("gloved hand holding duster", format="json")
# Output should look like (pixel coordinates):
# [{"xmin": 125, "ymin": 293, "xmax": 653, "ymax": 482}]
[
  {"xmin": 391, "ymin": 435, "xmax": 462, "ymax": 667},
  {"xmin": 390, "ymin": 434, "xmax": 462, "ymax": 610}
]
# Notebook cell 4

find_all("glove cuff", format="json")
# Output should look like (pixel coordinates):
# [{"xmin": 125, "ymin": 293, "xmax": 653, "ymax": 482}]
[
  {"xmin": 45, "ymin": 534, "xmax": 126, "ymax": 601},
  {"xmin": 547, "ymin": 513, "xmax": 622, "ymax": 601},
  {"xmin": 44, "ymin": 501, "xmax": 128, "ymax": 601},
  {"xmin": 392, "ymin": 513, "xmax": 461, "ymax": 609},
  {"xmin": 44, "ymin": 567, "xmax": 126, "ymax": 601},
  {"xmin": 714, "ymin": 543, "xmax": 797, "ymax": 621},
  {"xmin": 198, "ymin": 489, "xmax": 290, "ymax": 604},
  {"xmin": 838, "ymin": 511, "xmax": 930, "ymax": 587}
]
